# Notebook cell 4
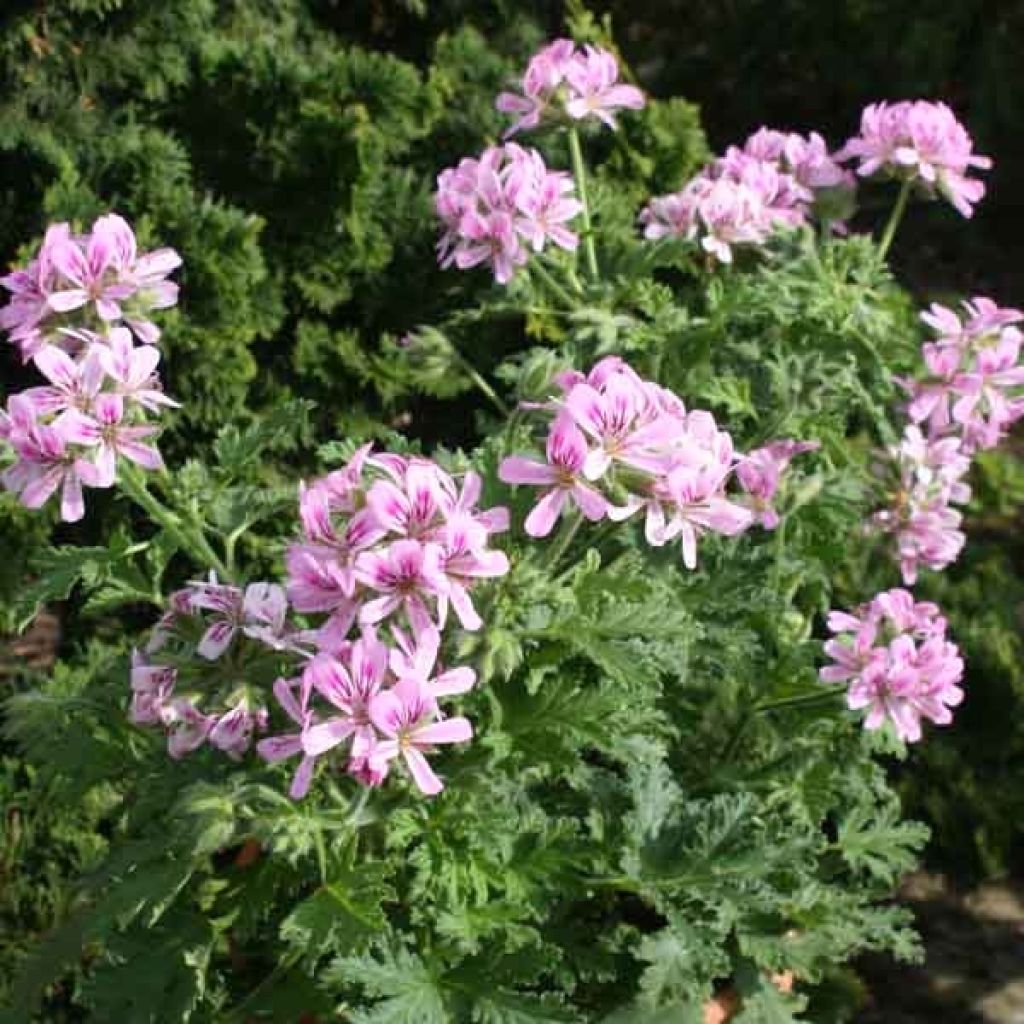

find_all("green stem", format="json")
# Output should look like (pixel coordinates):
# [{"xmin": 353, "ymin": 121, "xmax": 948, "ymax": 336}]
[
  {"xmin": 754, "ymin": 689, "xmax": 845, "ymax": 715},
  {"xmin": 545, "ymin": 511, "xmax": 584, "ymax": 571},
  {"xmin": 530, "ymin": 258, "xmax": 578, "ymax": 307},
  {"xmin": 567, "ymin": 125, "xmax": 599, "ymax": 281},
  {"xmin": 878, "ymin": 179, "xmax": 912, "ymax": 259},
  {"xmin": 451, "ymin": 349, "xmax": 511, "ymax": 418},
  {"xmin": 119, "ymin": 468, "xmax": 229, "ymax": 579}
]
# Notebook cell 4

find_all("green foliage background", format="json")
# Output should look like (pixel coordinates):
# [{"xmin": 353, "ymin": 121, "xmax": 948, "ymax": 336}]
[{"xmin": 1, "ymin": 0, "xmax": 1022, "ymax": 1018}]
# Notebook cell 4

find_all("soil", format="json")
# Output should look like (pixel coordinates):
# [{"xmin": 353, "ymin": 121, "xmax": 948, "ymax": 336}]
[{"xmin": 858, "ymin": 873, "xmax": 1024, "ymax": 1023}]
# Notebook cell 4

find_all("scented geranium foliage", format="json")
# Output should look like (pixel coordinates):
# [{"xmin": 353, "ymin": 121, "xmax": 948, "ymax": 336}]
[{"xmin": 3, "ymin": 26, "xmax": 1020, "ymax": 1024}]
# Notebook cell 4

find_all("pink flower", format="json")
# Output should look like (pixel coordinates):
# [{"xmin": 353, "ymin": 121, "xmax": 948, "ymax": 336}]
[
  {"xmin": 97, "ymin": 327, "xmax": 179, "ymax": 412},
  {"xmin": 563, "ymin": 46, "xmax": 645, "ymax": 129},
  {"xmin": 163, "ymin": 698, "xmax": 215, "ymax": 760},
  {"xmin": 836, "ymin": 101, "xmax": 991, "ymax": 217},
  {"xmin": 562, "ymin": 375, "xmax": 679, "ymax": 481},
  {"xmin": 435, "ymin": 143, "xmax": 582, "ymax": 283},
  {"xmin": 22, "ymin": 343, "xmax": 105, "ymax": 416},
  {"xmin": 822, "ymin": 590, "xmax": 964, "ymax": 742},
  {"xmin": 496, "ymin": 39, "xmax": 644, "ymax": 136},
  {"xmin": 56, "ymin": 392, "xmax": 164, "ymax": 487},
  {"xmin": 257, "ymin": 678, "xmax": 317, "ymax": 799},
  {"xmin": 188, "ymin": 579, "xmax": 245, "ymax": 659},
  {"xmin": 301, "ymin": 634, "xmax": 389, "ymax": 767},
  {"xmin": 499, "ymin": 416, "xmax": 608, "ymax": 537},
  {"xmin": 735, "ymin": 439, "xmax": 819, "ymax": 529},
  {"xmin": 496, "ymin": 38, "xmax": 577, "ymax": 136},
  {"xmin": 209, "ymin": 700, "xmax": 266, "ymax": 760},
  {"xmin": 355, "ymin": 539, "xmax": 450, "ymax": 632},
  {"xmin": 1, "ymin": 398, "xmax": 106, "ymax": 522},
  {"xmin": 368, "ymin": 678, "xmax": 473, "ymax": 795},
  {"xmin": 129, "ymin": 649, "xmax": 177, "ymax": 725},
  {"xmin": 871, "ymin": 425, "xmax": 971, "ymax": 584},
  {"xmin": 389, "ymin": 625, "xmax": 477, "ymax": 698},
  {"xmin": 0, "ymin": 213, "xmax": 181, "ymax": 353}
]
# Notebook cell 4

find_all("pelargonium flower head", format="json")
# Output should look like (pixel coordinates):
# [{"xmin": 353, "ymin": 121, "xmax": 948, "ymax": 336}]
[
  {"xmin": 0, "ymin": 213, "xmax": 182, "ymax": 353},
  {"xmin": 496, "ymin": 39, "xmax": 644, "ymax": 137},
  {"xmin": 287, "ymin": 447, "xmax": 509, "ymax": 642},
  {"xmin": 821, "ymin": 589, "xmax": 964, "ymax": 742},
  {"xmin": 505, "ymin": 358, "xmax": 766, "ymax": 567},
  {"xmin": 835, "ymin": 100, "xmax": 991, "ymax": 217},
  {"xmin": 871, "ymin": 424, "xmax": 971, "ymax": 583},
  {"xmin": 435, "ymin": 143, "xmax": 582, "ymax": 283}
]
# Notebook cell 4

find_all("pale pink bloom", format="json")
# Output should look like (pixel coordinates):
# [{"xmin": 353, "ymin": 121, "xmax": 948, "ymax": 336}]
[
  {"xmin": 952, "ymin": 330, "xmax": 1024, "ymax": 450},
  {"xmin": 22, "ymin": 343, "xmax": 106, "ymax": 416},
  {"xmin": 836, "ymin": 100, "xmax": 991, "ymax": 217},
  {"xmin": 301, "ymin": 634, "xmax": 388, "ymax": 767},
  {"xmin": 903, "ymin": 342, "xmax": 961, "ymax": 435},
  {"xmin": 366, "ymin": 460, "xmax": 447, "ymax": 538},
  {"xmin": 564, "ymin": 45, "xmax": 645, "ymax": 128},
  {"xmin": 656, "ymin": 457, "xmax": 754, "ymax": 569},
  {"xmin": 2, "ymin": 399, "xmax": 105, "ymax": 521},
  {"xmin": 389, "ymin": 625, "xmax": 477, "ymax": 699},
  {"xmin": 355, "ymin": 539, "xmax": 450, "ymax": 632},
  {"xmin": 735, "ymin": 439, "xmax": 819, "ymax": 529},
  {"xmin": 821, "ymin": 589, "xmax": 964, "ymax": 742},
  {"xmin": 208, "ymin": 700, "xmax": 266, "ymax": 760},
  {"xmin": 240, "ymin": 582, "xmax": 298, "ymax": 652},
  {"xmin": 163, "ymin": 698, "xmax": 215, "ymax": 759},
  {"xmin": 368, "ymin": 678, "xmax": 472, "ymax": 795},
  {"xmin": 435, "ymin": 143, "xmax": 581, "ymax": 283},
  {"xmin": 562, "ymin": 376, "xmax": 679, "ymax": 480},
  {"xmin": 129, "ymin": 649, "xmax": 177, "ymax": 725},
  {"xmin": 45, "ymin": 214, "xmax": 140, "ymax": 320},
  {"xmin": 499, "ymin": 416, "xmax": 608, "ymax": 537},
  {"xmin": 871, "ymin": 423, "xmax": 972, "ymax": 583},
  {"xmin": 97, "ymin": 327, "xmax": 178, "ymax": 412},
  {"xmin": 257, "ymin": 678, "xmax": 318, "ymax": 799},
  {"xmin": 188, "ymin": 580, "xmax": 245, "ymax": 659},
  {"xmin": 436, "ymin": 520, "xmax": 510, "ymax": 631},
  {"xmin": 496, "ymin": 39, "xmax": 643, "ymax": 136},
  {"xmin": 55, "ymin": 392, "xmax": 164, "ymax": 487}
]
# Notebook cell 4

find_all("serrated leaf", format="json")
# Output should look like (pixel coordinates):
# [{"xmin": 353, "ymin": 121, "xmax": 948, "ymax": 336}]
[{"xmin": 281, "ymin": 866, "xmax": 393, "ymax": 964}]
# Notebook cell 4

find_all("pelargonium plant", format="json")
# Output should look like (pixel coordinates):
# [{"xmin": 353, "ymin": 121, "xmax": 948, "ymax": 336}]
[{"xmin": 4, "ymin": 29, "xmax": 1021, "ymax": 1024}]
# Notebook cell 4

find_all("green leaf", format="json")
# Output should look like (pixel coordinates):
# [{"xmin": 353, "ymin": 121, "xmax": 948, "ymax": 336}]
[{"xmin": 280, "ymin": 865, "xmax": 394, "ymax": 964}]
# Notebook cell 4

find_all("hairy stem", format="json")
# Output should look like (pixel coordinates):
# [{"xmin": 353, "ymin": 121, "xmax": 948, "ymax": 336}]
[
  {"xmin": 119, "ymin": 467, "xmax": 230, "ymax": 579},
  {"xmin": 878, "ymin": 178, "xmax": 912, "ymax": 259},
  {"xmin": 568, "ymin": 125, "xmax": 599, "ymax": 281},
  {"xmin": 546, "ymin": 510, "xmax": 584, "ymax": 571},
  {"xmin": 530, "ymin": 258, "xmax": 579, "ymax": 307}
]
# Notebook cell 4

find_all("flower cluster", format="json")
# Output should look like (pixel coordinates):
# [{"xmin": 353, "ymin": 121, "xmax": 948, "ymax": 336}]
[
  {"xmin": 1, "ymin": 326, "xmax": 175, "ymax": 521},
  {"xmin": 872, "ymin": 297, "xmax": 1022, "ymax": 583},
  {"xmin": 258, "ymin": 626, "xmax": 475, "ymax": 798},
  {"xmin": 131, "ymin": 579, "xmax": 308, "ymax": 760},
  {"xmin": 871, "ymin": 426, "xmax": 971, "ymax": 584},
  {"xmin": 639, "ymin": 128, "xmax": 850, "ymax": 263},
  {"xmin": 835, "ymin": 100, "xmax": 991, "ymax": 217},
  {"xmin": 435, "ymin": 143, "xmax": 583, "ymax": 283},
  {"xmin": 499, "ymin": 357, "xmax": 816, "ymax": 566},
  {"xmin": 0, "ymin": 213, "xmax": 182, "ymax": 360},
  {"xmin": 820, "ymin": 588, "xmax": 964, "ymax": 743},
  {"xmin": 252, "ymin": 449, "xmax": 510, "ymax": 796},
  {"xmin": 0, "ymin": 214, "xmax": 180, "ymax": 522},
  {"xmin": 909, "ymin": 298, "xmax": 1024, "ymax": 452},
  {"xmin": 496, "ymin": 39, "xmax": 645, "ymax": 136}
]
